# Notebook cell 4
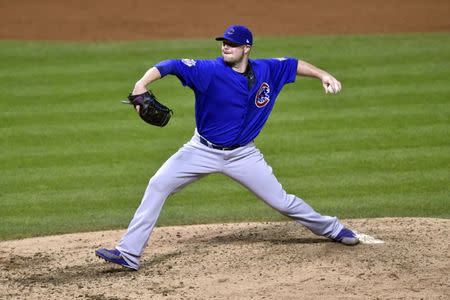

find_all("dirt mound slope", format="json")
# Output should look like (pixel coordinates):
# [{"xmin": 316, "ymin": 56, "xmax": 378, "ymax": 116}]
[{"xmin": 1, "ymin": 218, "xmax": 449, "ymax": 299}]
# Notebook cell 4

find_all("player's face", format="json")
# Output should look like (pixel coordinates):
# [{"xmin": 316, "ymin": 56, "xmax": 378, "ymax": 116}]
[{"xmin": 221, "ymin": 40, "xmax": 250, "ymax": 65}]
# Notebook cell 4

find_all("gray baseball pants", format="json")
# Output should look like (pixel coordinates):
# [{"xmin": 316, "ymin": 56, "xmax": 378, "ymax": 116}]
[{"xmin": 116, "ymin": 131, "xmax": 344, "ymax": 269}]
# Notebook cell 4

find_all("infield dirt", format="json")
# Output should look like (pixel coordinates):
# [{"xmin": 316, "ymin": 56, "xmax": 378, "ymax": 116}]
[
  {"xmin": 0, "ymin": 0, "xmax": 449, "ymax": 40},
  {"xmin": 1, "ymin": 0, "xmax": 449, "ymax": 299}
]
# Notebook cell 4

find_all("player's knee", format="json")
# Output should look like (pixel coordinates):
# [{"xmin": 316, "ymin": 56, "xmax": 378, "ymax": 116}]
[
  {"xmin": 147, "ymin": 175, "xmax": 171, "ymax": 193},
  {"xmin": 274, "ymin": 203, "xmax": 291, "ymax": 214},
  {"xmin": 271, "ymin": 193, "xmax": 299, "ymax": 214}
]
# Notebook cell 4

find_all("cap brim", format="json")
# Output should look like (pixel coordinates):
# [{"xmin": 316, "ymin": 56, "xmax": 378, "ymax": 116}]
[
  {"xmin": 216, "ymin": 36, "xmax": 239, "ymax": 45},
  {"xmin": 215, "ymin": 37, "xmax": 246, "ymax": 46}
]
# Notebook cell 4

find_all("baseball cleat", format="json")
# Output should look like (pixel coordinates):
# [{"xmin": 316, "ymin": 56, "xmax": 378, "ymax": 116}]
[
  {"xmin": 95, "ymin": 248, "xmax": 138, "ymax": 270},
  {"xmin": 332, "ymin": 228, "xmax": 360, "ymax": 245}
]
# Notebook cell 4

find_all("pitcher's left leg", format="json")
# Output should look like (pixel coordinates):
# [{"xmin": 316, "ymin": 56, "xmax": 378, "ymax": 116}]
[{"xmin": 223, "ymin": 145, "xmax": 343, "ymax": 238}]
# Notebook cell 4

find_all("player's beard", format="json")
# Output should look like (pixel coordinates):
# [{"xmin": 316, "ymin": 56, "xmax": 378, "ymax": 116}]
[
  {"xmin": 222, "ymin": 49, "xmax": 248, "ymax": 70},
  {"xmin": 222, "ymin": 52, "xmax": 244, "ymax": 64}
]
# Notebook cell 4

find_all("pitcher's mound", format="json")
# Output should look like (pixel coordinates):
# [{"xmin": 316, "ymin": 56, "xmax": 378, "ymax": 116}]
[{"xmin": 1, "ymin": 218, "xmax": 449, "ymax": 299}]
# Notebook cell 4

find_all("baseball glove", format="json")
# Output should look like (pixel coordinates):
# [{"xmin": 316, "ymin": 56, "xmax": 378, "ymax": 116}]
[{"xmin": 124, "ymin": 90, "xmax": 173, "ymax": 127}]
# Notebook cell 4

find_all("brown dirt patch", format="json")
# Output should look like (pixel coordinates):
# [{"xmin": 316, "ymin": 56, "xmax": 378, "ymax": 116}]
[
  {"xmin": 1, "ymin": 0, "xmax": 449, "ymax": 41},
  {"xmin": 1, "ymin": 218, "xmax": 449, "ymax": 299}
]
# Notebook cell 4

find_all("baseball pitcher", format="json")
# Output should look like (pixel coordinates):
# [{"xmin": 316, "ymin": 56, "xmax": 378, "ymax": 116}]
[{"xmin": 96, "ymin": 25, "xmax": 359, "ymax": 270}]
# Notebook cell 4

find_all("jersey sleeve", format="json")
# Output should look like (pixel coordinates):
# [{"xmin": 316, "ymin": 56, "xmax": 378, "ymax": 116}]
[
  {"xmin": 267, "ymin": 57, "xmax": 298, "ymax": 85},
  {"xmin": 155, "ymin": 58, "xmax": 214, "ymax": 93}
]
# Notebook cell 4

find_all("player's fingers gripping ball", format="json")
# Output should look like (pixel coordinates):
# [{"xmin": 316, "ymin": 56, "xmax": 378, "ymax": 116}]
[
  {"xmin": 125, "ymin": 91, "xmax": 173, "ymax": 127},
  {"xmin": 326, "ymin": 84, "xmax": 337, "ymax": 94},
  {"xmin": 323, "ymin": 78, "xmax": 342, "ymax": 94}
]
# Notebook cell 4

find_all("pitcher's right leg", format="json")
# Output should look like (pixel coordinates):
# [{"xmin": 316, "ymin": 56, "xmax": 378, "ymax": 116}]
[{"xmin": 223, "ymin": 144, "xmax": 344, "ymax": 239}]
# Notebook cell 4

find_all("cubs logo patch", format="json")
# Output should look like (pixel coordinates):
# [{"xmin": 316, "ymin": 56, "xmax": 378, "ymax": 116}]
[{"xmin": 255, "ymin": 82, "xmax": 270, "ymax": 108}]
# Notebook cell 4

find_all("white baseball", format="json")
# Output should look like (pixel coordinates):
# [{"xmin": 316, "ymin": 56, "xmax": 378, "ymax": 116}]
[{"xmin": 326, "ymin": 84, "xmax": 335, "ymax": 94}]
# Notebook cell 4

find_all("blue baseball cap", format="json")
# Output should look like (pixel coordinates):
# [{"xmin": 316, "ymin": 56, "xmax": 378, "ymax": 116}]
[{"xmin": 215, "ymin": 25, "xmax": 253, "ymax": 46}]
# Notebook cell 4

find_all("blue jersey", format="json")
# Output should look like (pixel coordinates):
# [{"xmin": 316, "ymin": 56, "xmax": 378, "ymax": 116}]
[{"xmin": 155, "ymin": 57, "xmax": 297, "ymax": 146}]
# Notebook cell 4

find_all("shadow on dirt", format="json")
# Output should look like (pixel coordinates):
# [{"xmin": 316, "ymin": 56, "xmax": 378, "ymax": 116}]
[
  {"xmin": 208, "ymin": 235, "xmax": 328, "ymax": 245},
  {"xmin": 13, "ymin": 261, "xmax": 135, "ymax": 287},
  {"xmin": 11, "ymin": 249, "xmax": 187, "ymax": 287},
  {"xmin": 189, "ymin": 224, "xmax": 330, "ymax": 245}
]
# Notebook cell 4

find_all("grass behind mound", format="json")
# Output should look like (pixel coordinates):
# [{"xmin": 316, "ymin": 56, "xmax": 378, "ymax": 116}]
[{"xmin": 1, "ymin": 33, "xmax": 449, "ymax": 240}]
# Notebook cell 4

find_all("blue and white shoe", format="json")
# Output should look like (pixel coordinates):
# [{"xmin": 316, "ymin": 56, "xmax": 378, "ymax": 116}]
[
  {"xmin": 332, "ymin": 228, "xmax": 359, "ymax": 245},
  {"xmin": 95, "ymin": 248, "xmax": 138, "ymax": 270}
]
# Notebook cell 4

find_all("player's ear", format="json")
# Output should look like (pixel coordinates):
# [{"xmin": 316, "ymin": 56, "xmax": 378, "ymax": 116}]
[{"xmin": 244, "ymin": 45, "xmax": 251, "ymax": 55}]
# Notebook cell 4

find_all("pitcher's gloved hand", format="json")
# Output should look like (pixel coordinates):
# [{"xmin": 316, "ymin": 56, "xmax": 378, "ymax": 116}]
[{"xmin": 125, "ymin": 90, "xmax": 173, "ymax": 127}]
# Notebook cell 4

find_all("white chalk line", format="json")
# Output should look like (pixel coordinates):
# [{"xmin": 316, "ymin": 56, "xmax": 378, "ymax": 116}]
[{"xmin": 355, "ymin": 232, "xmax": 385, "ymax": 244}]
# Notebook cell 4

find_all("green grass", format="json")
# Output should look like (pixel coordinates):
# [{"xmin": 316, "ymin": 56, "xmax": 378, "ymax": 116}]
[{"xmin": 1, "ymin": 33, "xmax": 449, "ymax": 240}]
